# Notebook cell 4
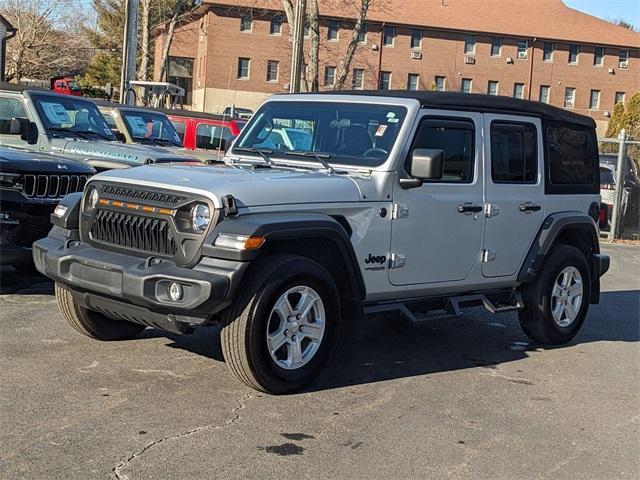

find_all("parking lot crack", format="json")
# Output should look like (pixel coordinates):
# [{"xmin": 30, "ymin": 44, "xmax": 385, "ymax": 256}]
[{"xmin": 111, "ymin": 392, "xmax": 253, "ymax": 480}]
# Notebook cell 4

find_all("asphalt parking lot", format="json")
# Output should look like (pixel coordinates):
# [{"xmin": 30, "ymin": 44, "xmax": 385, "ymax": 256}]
[{"xmin": 1, "ymin": 244, "xmax": 638, "ymax": 480}]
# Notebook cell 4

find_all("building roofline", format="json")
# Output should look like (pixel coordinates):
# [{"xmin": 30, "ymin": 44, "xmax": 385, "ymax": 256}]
[{"xmin": 0, "ymin": 13, "xmax": 15, "ymax": 32}]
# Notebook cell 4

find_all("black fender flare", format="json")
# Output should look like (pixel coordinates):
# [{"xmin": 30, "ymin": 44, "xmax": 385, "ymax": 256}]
[
  {"xmin": 49, "ymin": 192, "xmax": 82, "ymax": 230},
  {"xmin": 518, "ymin": 211, "xmax": 603, "ymax": 303},
  {"xmin": 202, "ymin": 212, "xmax": 366, "ymax": 301}
]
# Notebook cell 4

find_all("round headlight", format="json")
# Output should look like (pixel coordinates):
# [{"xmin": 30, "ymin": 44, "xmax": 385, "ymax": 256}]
[
  {"xmin": 190, "ymin": 203, "xmax": 210, "ymax": 232},
  {"xmin": 85, "ymin": 187, "xmax": 99, "ymax": 212}
]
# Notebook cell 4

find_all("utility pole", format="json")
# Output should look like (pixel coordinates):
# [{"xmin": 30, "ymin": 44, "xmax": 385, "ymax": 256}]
[
  {"xmin": 289, "ymin": 0, "xmax": 307, "ymax": 93},
  {"xmin": 119, "ymin": 0, "xmax": 140, "ymax": 104}
]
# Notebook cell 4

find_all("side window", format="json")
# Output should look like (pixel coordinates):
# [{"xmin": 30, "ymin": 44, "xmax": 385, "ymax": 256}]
[
  {"xmin": 172, "ymin": 120, "xmax": 186, "ymax": 140},
  {"xmin": 490, "ymin": 122, "xmax": 537, "ymax": 183},
  {"xmin": 410, "ymin": 118, "xmax": 475, "ymax": 183},
  {"xmin": 547, "ymin": 125, "xmax": 596, "ymax": 186},
  {"xmin": 196, "ymin": 123, "xmax": 233, "ymax": 150},
  {"xmin": 0, "ymin": 97, "xmax": 28, "ymax": 136}
]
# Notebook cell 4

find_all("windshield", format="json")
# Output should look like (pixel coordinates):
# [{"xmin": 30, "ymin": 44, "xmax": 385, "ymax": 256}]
[
  {"xmin": 233, "ymin": 101, "xmax": 407, "ymax": 168},
  {"xmin": 32, "ymin": 94, "xmax": 115, "ymax": 140},
  {"xmin": 68, "ymin": 81, "xmax": 81, "ymax": 92},
  {"xmin": 121, "ymin": 109, "xmax": 182, "ymax": 147}
]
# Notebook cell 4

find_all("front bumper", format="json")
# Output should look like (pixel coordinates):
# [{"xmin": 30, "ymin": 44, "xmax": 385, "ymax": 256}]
[{"xmin": 33, "ymin": 230, "xmax": 247, "ymax": 329}]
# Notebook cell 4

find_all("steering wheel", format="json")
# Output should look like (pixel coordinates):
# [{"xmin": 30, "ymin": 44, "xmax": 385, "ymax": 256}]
[{"xmin": 362, "ymin": 147, "xmax": 388, "ymax": 158}]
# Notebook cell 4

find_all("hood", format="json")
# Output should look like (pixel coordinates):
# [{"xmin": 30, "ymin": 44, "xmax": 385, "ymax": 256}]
[
  {"xmin": 50, "ymin": 138, "xmax": 198, "ymax": 167},
  {"xmin": 0, "ymin": 147, "xmax": 96, "ymax": 174},
  {"xmin": 91, "ymin": 163, "xmax": 364, "ymax": 208}
]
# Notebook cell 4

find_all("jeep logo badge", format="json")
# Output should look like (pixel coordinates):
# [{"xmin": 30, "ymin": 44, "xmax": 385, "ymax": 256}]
[
  {"xmin": 57, "ymin": 164, "xmax": 68, "ymax": 170},
  {"xmin": 364, "ymin": 254, "xmax": 387, "ymax": 271}
]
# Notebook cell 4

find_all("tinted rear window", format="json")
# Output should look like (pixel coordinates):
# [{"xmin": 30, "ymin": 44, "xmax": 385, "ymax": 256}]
[
  {"xmin": 547, "ymin": 125, "xmax": 596, "ymax": 185},
  {"xmin": 600, "ymin": 167, "xmax": 615, "ymax": 185}
]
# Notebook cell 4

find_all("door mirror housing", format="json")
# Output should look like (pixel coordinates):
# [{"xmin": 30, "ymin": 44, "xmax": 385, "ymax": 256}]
[
  {"xmin": 9, "ymin": 117, "xmax": 38, "ymax": 144},
  {"xmin": 400, "ymin": 149, "xmax": 444, "ymax": 188}
]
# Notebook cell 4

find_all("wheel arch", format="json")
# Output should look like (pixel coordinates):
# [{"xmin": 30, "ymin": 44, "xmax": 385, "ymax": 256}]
[
  {"xmin": 203, "ymin": 212, "xmax": 366, "ymax": 307},
  {"xmin": 518, "ymin": 212, "xmax": 601, "ymax": 303}
]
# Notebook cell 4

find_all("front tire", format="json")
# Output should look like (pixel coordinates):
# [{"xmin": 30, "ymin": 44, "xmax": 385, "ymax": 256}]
[
  {"xmin": 221, "ymin": 255, "xmax": 340, "ymax": 394},
  {"xmin": 518, "ymin": 245, "xmax": 591, "ymax": 344},
  {"xmin": 55, "ymin": 283, "xmax": 146, "ymax": 340}
]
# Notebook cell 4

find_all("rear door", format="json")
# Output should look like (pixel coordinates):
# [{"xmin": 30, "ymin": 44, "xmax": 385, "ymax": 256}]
[{"xmin": 482, "ymin": 114, "xmax": 546, "ymax": 278}]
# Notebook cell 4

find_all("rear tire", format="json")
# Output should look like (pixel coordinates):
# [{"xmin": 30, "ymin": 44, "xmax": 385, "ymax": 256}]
[
  {"xmin": 519, "ymin": 245, "xmax": 591, "ymax": 344},
  {"xmin": 55, "ymin": 283, "xmax": 146, "ymax": 340},
  {"xmin": 221, "ymin": 255, "xmax": 340, "ymax": 394}
]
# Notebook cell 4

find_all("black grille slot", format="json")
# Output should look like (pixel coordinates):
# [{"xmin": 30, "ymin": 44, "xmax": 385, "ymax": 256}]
[
  {"xmin": 14, "ymin": 216, "xmax": 53, "ymax": 247},
  {"xmin": 22, "ymin": 175, "xmax": 89, "ymax": 198},
  {"xmin": 90, "ymin": 210, "xmax": 177, "ymax": 256}
]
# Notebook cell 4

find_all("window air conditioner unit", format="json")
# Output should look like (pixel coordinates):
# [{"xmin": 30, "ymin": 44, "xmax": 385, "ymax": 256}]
[
  {"xmin": 608, "ymin": 68, "xmax": 615, "ymax": 74},
  {"xmin": 411, "ymin": 51, "xmax": 423, "ymax": 60},
  {"xmin": 506, "ymin": 57, "xmax": 514, "ymax": 64},
  {"xmin": 604, "ymin": 111, "xmax": 611, "ymax": 117},
  {"xmin": 517, "ymin": 52, "xmax": 528, "ymax": 60},
  {"xmin": 619, "ymin": 61, "xmax": 629, "ymax": 69},
  {"xmin": 464, "ymin": 56, "xmax": 475, "ymax": 64}
]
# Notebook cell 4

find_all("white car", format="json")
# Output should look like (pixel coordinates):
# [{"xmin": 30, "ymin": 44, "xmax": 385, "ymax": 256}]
[{"xmin": 34, "ymin": 92, "xmax": 610, "ymax": 394}]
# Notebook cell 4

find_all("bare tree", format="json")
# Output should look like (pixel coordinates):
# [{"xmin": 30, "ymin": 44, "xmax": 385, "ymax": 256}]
[
  {"xmin": 332, "ymin": 0, "xmax": 370, "ymax": 90},
  {"xmin": 156, "ymin": 0, "xmax": 192, "ymax": 82},
  {"xmin": 137, "ymin": 0, "xmax": 152, "ymax": 80},
  {"xmin": 0, "ymin": 0, "xmax": 88, "ymax": 82}
]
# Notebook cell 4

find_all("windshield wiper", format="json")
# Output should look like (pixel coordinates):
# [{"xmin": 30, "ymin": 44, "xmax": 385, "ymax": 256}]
[
  {"xmin": 284, "ymin": 151, "xmax": 335, "ymax": 173},
  {"xmin": 46, "ymin": 127, "xmax": 86, "ymax": 139},
  {"xmin": 233, "ymin": 147, "xmax": 273, "ymax": 166},
  {"xmin": 133, "ymin": 136, "xmax": 179, "ymax": 147},
  {"xmin": 74, "ymin": 130, "xmax": 113, "ymax": 141}
]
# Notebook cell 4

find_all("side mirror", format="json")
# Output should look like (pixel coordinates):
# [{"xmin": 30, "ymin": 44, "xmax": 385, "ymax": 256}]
[
  {"xmin": 9, "ymin": 117, "xmax": 38, "ymax": 144},
  {"xmin": 113, "ymin": 130, "xmax": 126, "ymax": 142},
  {"xmin": 410, "ymin": 149, "xmax": 444, "ymax": 180}
]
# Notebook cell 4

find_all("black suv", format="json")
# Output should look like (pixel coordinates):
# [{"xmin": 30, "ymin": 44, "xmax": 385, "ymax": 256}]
[{"xmin": 1, "ymin": 147, "xmax": 94, "ymax": 271}]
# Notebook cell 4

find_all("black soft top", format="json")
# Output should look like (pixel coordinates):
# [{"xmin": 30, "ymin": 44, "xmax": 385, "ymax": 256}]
[
  {"xmin": 153, "ymin": 107, "xmax": 243, "ymax": 122},
  {"xmin": 311, "ymin": 90, "xmax": 596, "ymax": 128}
]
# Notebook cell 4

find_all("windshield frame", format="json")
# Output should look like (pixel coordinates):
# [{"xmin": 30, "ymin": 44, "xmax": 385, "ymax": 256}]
[
  {"xmin": 230, "ymin": 95, "xmax": 419, "ymax": 171},
  {"xmin": 119, "ymin": 108, "xmax": 183, "ymax": 147},
  {"xmin": 30, "ymin": 93, "xmax": 116, "ymax": 141}
]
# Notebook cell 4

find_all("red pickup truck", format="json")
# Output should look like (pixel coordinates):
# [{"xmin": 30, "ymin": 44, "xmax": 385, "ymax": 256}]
[
  {"xmin": 156, "ymin": 109, "xmax": 246, "ymax": 153},
  {"xmin": 50, "ymin": 76, "xmax": 82, "ymax": 96}
]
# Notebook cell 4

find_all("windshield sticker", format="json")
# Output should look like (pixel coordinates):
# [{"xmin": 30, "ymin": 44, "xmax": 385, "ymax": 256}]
[
  {"xmin": 125, "ymin": 116, "xmax": 149, "ymax": 137},
  {"xmin": 375, "ymin": 125, "xmax": 388, "ymax": 137},
  {"xmin": 386, "ymin": 112, "xmax": 396, "ymax": 119},
  {"xmin": 388, "ymin": 118, "xmax": 399, "ymax": 123},
  {"xmin": 41, "ymin": 102, "xmax": 70, "ymax": 124}
]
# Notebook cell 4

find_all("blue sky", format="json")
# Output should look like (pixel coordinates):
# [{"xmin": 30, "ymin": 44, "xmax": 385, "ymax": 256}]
[{"xmin": 564, "ymin": 0, "xmax": 640, "ymax": 28}]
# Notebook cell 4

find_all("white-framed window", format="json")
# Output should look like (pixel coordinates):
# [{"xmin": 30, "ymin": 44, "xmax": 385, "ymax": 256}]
[
  {"xmin": 460, "ymin": 78, "xmax": 472, "ymax": 94},
  {"xmin": 619, "ymin": 49, "xmax": 629, "ymax": 68},
  {"xmin": 593, "ymin": 47, "xmax": 604, "ymax": 66},
  {"xmin": 383, "ymin": 26, "xmax": 396, "ymax": 47},
  {"xmin": 266, "ymin": 60, "xmax": 279, "ymax": 82},
  {"xmin": 379, "ymin": 71, "xmax": 392, "ymax": 90},
  {"xmin": 324, "ymin": 66, "xmax": 336, "ymax": 87},
  {"xmin": 270, "ymin": 15, "xmax": 282, "ymax": 35},
  {"xmin": 237, "ymin": 58, "xmax": 250, "ymax": 79},
  {"xmin": 407, "ymin": 73, "xmax": 420, "ymax": 91},
  {"xmin": 240, "ymin": 14, "xmax": 252, "ymax": 32},
  {"xmin": 464, "ymin": 35, "xmax": 476, "ymax": 54},
  {"xmin": 356, "ymin": 23, "xmax": 367, "ymax": 43},
  {"xmin": 411, "ymin": 29, "xmax": 423, "ymax": 49},
  {"xmin": 490, "ymin": 37, "xmax": 502, "ymax": 57},
  {"xmin": 615, "ymin": 91, "xmax": 626, "ymax": 105},
  {"xmin": 569, "ymin": 44, "xmax": 579, "ymax": 64},
  {"xmin": 517, "ymin": 39, "xmax": 528, "ymax": 59},
  {"xmin": 487, "ymin": 80, "xmax": 499, "ymax": 96},
  {"xmin": 352, "ymin": 68, "xmax": 364, "ymax": 89},
  {"xmin": 564, "ymin": 87, "xmax": 576, "ymax": 108},
  {"xmin": 435, "ymin": 76, "xmax": 446, "ymax": 92},
  {"xmin": 543, "ymin": 42, "xmax": 553, "ymax": 62},
  {"xmin": 539, "ymin": 85, "xmax": 550, "ymax": 104},
  {"xmin": 327, "ymin": 20, "xmax": 340, "ymax": 41},
  {"xmin": 589, "ymin": 89, "xmax": 600, "ymax": 110},
  {"xmin": 513, "ymin": 83, "xmax": 525, "ymax": 99}
]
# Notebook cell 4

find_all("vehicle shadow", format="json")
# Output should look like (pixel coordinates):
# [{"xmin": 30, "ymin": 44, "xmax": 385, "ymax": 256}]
[
  {"xmin": 160, "ymin": 289, "xmax": 639, "ymax": 392},
  {"xmin": 0, "ymin": 267, "xmax": 53, "ymax": 296}
]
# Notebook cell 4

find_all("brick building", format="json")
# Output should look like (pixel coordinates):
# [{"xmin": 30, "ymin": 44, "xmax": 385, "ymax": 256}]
[{"xmin": 154, "ymin": 0, "xmax": 639, "ymax": 134}]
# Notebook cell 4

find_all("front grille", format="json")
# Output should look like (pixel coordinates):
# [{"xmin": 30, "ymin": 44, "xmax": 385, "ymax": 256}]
[
  {"xmin": 22, "ymin": 175, "xmax": 89, "ymax": 199},
  {"xmin": 90, "ymin": 210, "xmax": 177, "ymax": 256},
  {"xmin": 15, "ymin": 216, "xmax": 53, "ymax": 247}
]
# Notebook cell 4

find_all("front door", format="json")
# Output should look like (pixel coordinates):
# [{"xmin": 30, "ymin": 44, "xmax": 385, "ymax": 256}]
[
  {"xmin": 482, "ymin": 114, "xmax": 546, "ymax": 278},
  {"xmin": 389, "ymin": 111, "xmax": 484, "ymax": 286}
]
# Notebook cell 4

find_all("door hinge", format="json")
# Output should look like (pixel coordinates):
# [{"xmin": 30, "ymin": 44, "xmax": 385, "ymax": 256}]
[
  {"xmin": 482, "ymin": 249, "xmax": 496, "ymax": 263},
  {"xmin": 389, "ymin": 253, "xmax": 406, "ymax": 269},
  {"xmin": 485, "ymin": 203, "xmax": 500, "ymax": 218},
  {"xmin": 392, "ymin": 204, "xmax": 409, "ymax": 219}
]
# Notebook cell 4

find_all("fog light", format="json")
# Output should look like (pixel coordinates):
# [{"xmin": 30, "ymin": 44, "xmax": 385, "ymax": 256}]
[{"xmin": 168, "ymin": 282, "xmax": 183, "ymax": 302}]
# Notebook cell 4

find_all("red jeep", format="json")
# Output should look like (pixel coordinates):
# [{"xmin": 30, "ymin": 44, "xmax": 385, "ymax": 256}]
[
  {"xmin": 158, "ymin": 109, "xmax": 246, "ymax": 153},
  {"xmin": 50, "ymin": 76, "xmax": 82, "ymax": 96}
]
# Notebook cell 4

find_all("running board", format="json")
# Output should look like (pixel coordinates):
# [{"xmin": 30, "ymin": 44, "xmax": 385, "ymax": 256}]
[{"xmin": 363, "ymin": 290, "xmax": 524, "ymax": 323}]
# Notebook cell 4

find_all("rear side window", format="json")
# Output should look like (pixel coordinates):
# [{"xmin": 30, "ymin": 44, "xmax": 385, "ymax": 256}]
[
  {"xmin": 196, "ymin": 123, "xmax": 233, "ymax": 150},
  {"xmin": 547, "ymin": 125, "xmax": 596, "ymax": 185},
  {"xmin": 411, "ymin": 118, "xmax": 475, "ymax": 183},
  {"xmin": 490, "ymin": 122, "xmax": 537, "ymax": 183}
]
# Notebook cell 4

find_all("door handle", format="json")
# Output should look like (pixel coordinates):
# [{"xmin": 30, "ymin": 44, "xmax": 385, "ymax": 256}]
[
  {"xmin": 458, "ymin": 203, "xmax": 483, "ymax": 214},
  {"xmin": 519, "ymin": 202, "xmax": 542, "ymax": 213}
]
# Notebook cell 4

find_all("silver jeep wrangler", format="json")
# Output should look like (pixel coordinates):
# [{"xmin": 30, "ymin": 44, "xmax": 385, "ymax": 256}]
[{"xmin": 34, "ymin": 92, "xmax": 610, "ymax": 393}]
